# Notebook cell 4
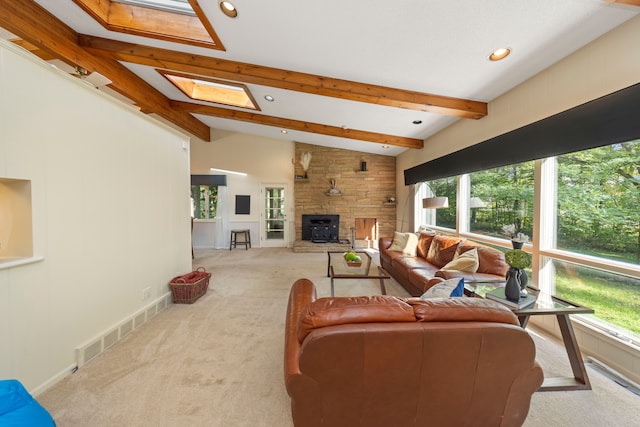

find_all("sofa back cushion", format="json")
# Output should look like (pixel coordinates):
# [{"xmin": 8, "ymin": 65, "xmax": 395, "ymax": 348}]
[
  {"xmin": 298, "ymin": 296, "xmax": 416, "ymax": 342},
  {"xmin": 425, "ymin": 235, "xmax": 461, "ymax": 267},
  {"xmin": 416, "ymin": 232, "xmax": 436, "ymax": 259},
  {"xmin": 456, "ymin": 243, "xmax": 509, "ymax": 276},
  {"xmin": 408, "ymin": 298, "xmax": 518, "ymax": 325}
]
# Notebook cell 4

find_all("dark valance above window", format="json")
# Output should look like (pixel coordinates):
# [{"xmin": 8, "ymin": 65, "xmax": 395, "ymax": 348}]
[
  {"xmin": 404, "ymin": 82, "xmax": 640, "ymax": 185},
  {"xmin": 190, "ymin": 174, "xmax": 227, "ymax": 186}
]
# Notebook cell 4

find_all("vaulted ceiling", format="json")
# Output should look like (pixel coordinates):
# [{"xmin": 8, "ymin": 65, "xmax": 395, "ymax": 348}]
[{"xmin": 1, "ymin": 0, "xmax": 639, "ymax": 156}]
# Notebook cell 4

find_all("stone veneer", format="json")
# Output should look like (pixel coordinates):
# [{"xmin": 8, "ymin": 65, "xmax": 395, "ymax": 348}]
[{"xmin": 294, "ymin": 142, "xmax": 396, "ymax": 247}]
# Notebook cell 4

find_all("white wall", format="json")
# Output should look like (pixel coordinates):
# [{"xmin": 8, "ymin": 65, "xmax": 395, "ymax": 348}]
[
  {"xmin": 395, "ymin": 15, "xmax": 640, "ymax": 383},
  {"xmin": 190, "ymin": 130, "xmax": 295, "ymax": 248},
  {"xmin": 0, "ymin": 40, "xmax": 193, "ymax": 392}
]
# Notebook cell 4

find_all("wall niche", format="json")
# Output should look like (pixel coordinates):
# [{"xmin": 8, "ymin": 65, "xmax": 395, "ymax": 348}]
[{"xmin": 0, "ymin": 178, "xmax": 33, "ymax": 260}]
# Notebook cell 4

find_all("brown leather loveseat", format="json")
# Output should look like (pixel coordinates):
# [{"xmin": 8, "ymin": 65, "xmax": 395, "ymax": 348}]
[
  {"xmin": 379, "ymin": 232, "xmax": 510, "ymax": 296},
  {"xmin": 284, "ymin": 278, "xmax": 543, "ymax": 427}
]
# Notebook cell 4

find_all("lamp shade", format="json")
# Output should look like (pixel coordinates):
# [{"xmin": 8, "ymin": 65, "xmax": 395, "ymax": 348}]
[
  {"xmin": 469, "ymin": 197, "xmax": 486, "ymax": 208},
  {"xmin": 422, "ymin": 197, "xmax": 449, "ymax": 209}
]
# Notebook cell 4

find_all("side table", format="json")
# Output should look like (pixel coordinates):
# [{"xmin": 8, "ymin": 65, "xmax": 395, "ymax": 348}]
[{"xmin": 466, "ymin": 282, "xmax": 594, "ymax": 392}]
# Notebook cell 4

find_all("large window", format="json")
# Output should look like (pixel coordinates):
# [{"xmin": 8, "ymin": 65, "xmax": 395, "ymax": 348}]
[
  {"xmin": 415, "ymin": 140, "xmax": 640, "ymax": 344},
  {"xmin": 557, "ymin": 141, "xmax": 639, "ymax": 264},
  {"xmin": 191, "ymin": 185, "xmax": 218, "ymax": 219},
  {"xmin": 416, "ymin": 177, "xmax": 456, "ymax": 230},
  {"xmin": 469, "ymin": 161, "xmax": 534, "ymax": 241}
]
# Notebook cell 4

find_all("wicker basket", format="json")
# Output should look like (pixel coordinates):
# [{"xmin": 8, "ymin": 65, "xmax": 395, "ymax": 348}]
[{"xmin": 169, "ymin": 267, "xmax": 211, "ymax": 304}]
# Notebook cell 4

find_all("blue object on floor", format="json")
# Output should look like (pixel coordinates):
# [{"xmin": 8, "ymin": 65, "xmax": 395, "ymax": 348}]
[{"xmin": 0, "ymin": 379, "xmax": 55, "ymax": 426}]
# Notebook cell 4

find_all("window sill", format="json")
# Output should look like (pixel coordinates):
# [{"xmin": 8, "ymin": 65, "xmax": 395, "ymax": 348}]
[{"xmin": 0, "ymin": 256, "xmax": 45, "ymax": 270}]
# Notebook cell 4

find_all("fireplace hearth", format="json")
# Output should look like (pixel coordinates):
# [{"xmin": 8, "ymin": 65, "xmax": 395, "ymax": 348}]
[{"xmin": 302, "ymin": 214, "xmax": 339, "ymax": 243}]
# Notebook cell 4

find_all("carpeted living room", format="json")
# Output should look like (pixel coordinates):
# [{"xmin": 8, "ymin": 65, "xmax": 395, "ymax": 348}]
[
  {"xmin": 2, "ymin": 2, "xmax": 640, "ymax": 425},
  {"xmin": 34, "ymin": 248, "xmax": 639, "ymax": 426}
]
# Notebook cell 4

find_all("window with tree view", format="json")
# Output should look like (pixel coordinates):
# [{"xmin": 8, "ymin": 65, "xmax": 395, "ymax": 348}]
[
  {"xmin": 469, "ymin": 161, "xmax": 534, "ymax": 241},
  {"xmin": 191, "ymin": 185, "xmax": 217, "ymax": 219},
  {"xmin": 424, "ymin": 177, "xmax": 457, "ymax": 229},
  {"xmin": 553, "ymin": 140, "xmax": 640, "ymax": 342},
  {"xmin": 557, "ymin": 141, "xmax": 639, "ymax": 265}
]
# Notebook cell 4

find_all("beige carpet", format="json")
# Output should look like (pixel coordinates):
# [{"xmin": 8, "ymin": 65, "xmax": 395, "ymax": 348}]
[{"xmin": 37, "ymin": 248, "xmax": 639, "ymax": 426}]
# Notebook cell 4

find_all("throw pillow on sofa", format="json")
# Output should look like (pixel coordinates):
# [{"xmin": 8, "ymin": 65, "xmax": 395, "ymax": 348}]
[
  {"xmin": 388, "ymin": 231, "xmax": 419, "ymax": 256},
  {"xmin": 441, "ymin": 247, "xmax": 479, "ymax": 272},
  {"xmin": 416, "ymin": 231, "xmax": 436, "ymax": 259},
  {"xmin": 419, "ymin": 277, "xmax": 465, "ymax": 298},
  {"xmin": 425, "ymin": 235, "xmax": 461, "ymax": 267}
]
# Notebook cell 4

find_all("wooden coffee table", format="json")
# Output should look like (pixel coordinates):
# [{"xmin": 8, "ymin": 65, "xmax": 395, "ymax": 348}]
[
  {"xmin": 327, "ymin": 251, "xmax": 389, "ymax": 297},
  {"xmin": 465, "ymin": 281, "xmax": 594, "ymax": 392}
]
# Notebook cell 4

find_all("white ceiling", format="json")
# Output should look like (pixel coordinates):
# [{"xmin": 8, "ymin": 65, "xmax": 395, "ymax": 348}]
[{"xmin": 7, "ymin": 1, "xmax": 640, "ymax": 156}]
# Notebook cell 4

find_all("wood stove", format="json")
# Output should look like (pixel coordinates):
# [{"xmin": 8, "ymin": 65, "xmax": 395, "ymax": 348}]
[{"xmin": 302, "ymin": 214, "xmax": 339, "ymax": 243}]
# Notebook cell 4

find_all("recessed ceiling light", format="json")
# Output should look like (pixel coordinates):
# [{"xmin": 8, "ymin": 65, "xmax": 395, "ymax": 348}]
[
  {"xmin": 281, "ymin": 130, "xmax": 288, "ymax": 134},
  {"xmin": 382, "ymin": 145, "xmax": 390, "ymax": 149},
  {"xmin": 488, "ymin": 47, "xmax": 511, "ymax": 61},
  {"xmin": 412, "ymin": 120, "xmax": 422, "ymax": 125},
  {"xmin": 264, "ymin": 95, "xmax": 274, "ymax": 102},
  {"xmin": 219, "ymin": 1, "xmax": 238, "ymax": 18}
]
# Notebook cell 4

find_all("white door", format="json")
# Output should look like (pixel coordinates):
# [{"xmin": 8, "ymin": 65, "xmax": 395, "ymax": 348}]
[{"xmin": 261, "ymin": 184, "xmax": 289, "ymax": 247}]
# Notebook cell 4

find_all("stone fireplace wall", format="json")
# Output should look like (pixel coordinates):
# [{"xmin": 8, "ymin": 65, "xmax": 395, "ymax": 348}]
[{"xmin": 294, "ymin": 142, "xmax": 397, "ymax": 244}]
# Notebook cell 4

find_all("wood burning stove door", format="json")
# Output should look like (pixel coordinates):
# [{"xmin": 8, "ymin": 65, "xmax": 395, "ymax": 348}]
[{"xmin": 261, "ymin": 184, "xmax": 289, "ymax": 247}]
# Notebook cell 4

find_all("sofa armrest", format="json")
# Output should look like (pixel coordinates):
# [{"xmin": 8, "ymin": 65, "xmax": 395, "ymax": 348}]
[
  {"xmin": 379, "ymin": 237, "xmax": 393, "ymax": 251},
  {"xmin": 284, "ymin": 279, "xmax": 317, "ymax": 394}
]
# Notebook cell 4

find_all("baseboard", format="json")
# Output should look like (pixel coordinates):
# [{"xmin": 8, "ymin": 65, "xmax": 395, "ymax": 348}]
[
  {"xmin": 75, "ymin": 292, "xmax": 172, "ymax": 367},
  {"xmin": 31, "ymin": 363, "xmax": 77, "ymax": 397},
  {"xmin": 30, "ymin": 292, "xmax": 172, "ymax": 397}
]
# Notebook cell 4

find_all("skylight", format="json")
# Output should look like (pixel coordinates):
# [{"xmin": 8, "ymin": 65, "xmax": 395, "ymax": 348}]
[
  {"xmin": 113, "ymin": 0, "xmax": 195, "ymax": 16},
  {"xmin": 72, "ymin": 0, "xmax": 224, "ymax": 50},
  {"xmin": 160, "ymin": 71, "xmax": 259, "ymax": 110}
]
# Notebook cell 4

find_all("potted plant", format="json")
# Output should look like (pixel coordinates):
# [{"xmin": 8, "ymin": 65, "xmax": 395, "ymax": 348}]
[{"xmin": 504, "ymin": 249, "xmax": 531, "ymax": 301}]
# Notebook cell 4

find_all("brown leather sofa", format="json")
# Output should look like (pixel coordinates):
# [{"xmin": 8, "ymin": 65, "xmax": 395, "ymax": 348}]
[
  {"xmin": 379, "ymin": 233, "xmax": 510, "ymax": 296},
  {"xmin": 284, "ymin": 278, "xmax": 543, "ymax": 427}
]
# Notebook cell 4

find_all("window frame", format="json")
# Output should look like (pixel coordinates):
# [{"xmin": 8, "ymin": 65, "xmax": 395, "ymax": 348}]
[{"xmin": 415, "ymin": 153, "xmax": 640, "ymax": 345}]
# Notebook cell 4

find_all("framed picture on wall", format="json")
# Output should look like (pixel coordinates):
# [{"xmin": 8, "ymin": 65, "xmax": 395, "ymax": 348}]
[{"xmin": 235, "ymin": 195, "xmax": 250, "ymax": 215}]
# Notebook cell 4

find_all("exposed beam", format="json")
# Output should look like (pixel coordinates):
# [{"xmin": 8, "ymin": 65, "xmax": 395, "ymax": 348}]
[
  {"xmin": 171, "ymin": 101, "xmax": 424, "ymax": 149},
  {"xmin": 606, "ymin": 0, "xmax": 640, "ymax": 6},
  {"xmin": 9, "ymin": 39, "xmax": 56, "ymax": 61},
  {"xmin": 0, "ymin": 0, "xmax": 211, "ymax": 141},
  {"xmin": 78, "ymin": 35, "xmax": 488, "ymax": 120}
]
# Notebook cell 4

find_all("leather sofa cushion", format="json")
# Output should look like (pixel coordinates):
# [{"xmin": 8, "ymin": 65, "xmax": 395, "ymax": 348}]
[
  {"xmin": 456, "ymin": 243, "xmax": 509, "ymax": 276},
  {"xmin": 408, "ymin": 298, "xmax": 519, "ymax": 325},
  {"xmin": 425, "ymin": 235, "xmax": 461, "ymax": 267},
  {"xmin": 416, "ymin": 232, "xmax": 436, "ymax": 259},
  {"xmin": 298, "ymin": 296, "xmax": 416, "ymax": 342},
  {"xmin": 392, "ymin": 255, "xmax": 434, "ymax": 271}
]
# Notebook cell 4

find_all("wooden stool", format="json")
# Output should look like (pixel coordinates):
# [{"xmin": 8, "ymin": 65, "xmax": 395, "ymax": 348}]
[{"xmin": 230, "ymin": 229, "xmax": 251, "ymax": 250}]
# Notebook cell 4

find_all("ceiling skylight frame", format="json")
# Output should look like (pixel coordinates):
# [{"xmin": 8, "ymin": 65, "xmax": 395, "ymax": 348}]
[
  {"xmin": 158, "ymin": 70, "xmax": 261, "ymax": 111},
  {"xmin": 71, "ymin": 0, "xmax": 225, "ymax": 50},
  {"xmin": 113, "ymin": 0, "xmax": 195, "ymax": 16}
]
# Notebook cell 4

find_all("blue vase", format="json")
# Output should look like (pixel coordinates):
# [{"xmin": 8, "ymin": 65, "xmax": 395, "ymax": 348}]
[{"xmin": 505, "ymin": 267, "xmax": 522, "ymax": 302}]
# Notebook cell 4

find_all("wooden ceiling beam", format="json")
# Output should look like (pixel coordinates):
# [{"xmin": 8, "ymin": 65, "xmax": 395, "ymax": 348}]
[
  {"xmin": 78, "ymin": 35, "xmax": 488, "ymax": 120},
  {"xmin": 171, "ymin": 101, "xmax": 424, "ymax": 149},
  {"xmin": 0, "ymin": 0, "xmax": 211, "ymax": 141}
]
